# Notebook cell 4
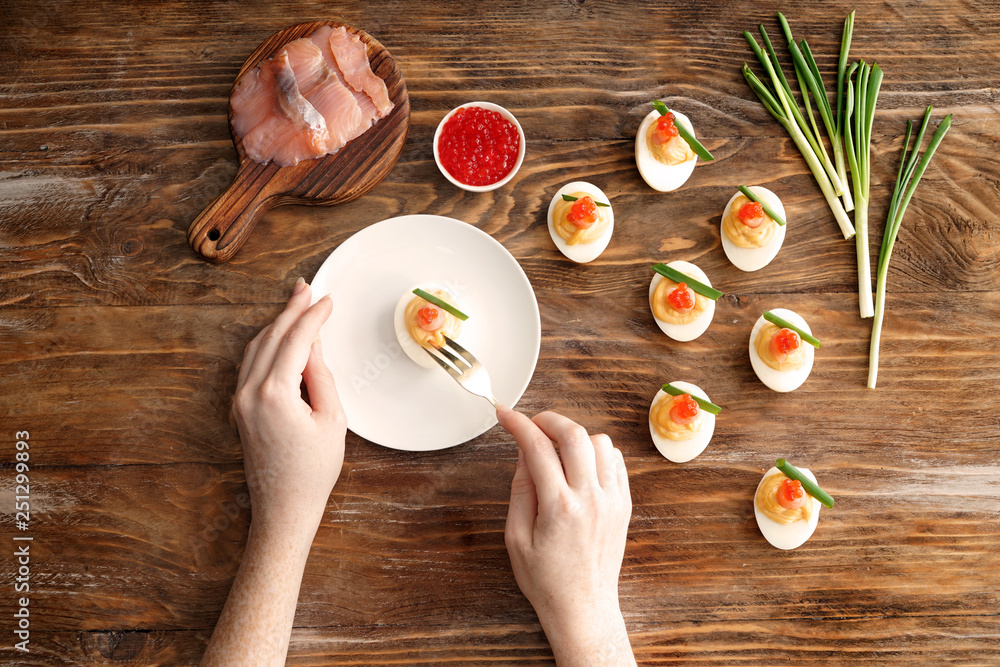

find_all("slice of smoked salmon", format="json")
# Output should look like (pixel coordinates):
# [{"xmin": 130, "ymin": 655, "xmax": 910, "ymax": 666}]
[
  {"xmin": 327, "ymin": 26, "xmax": 393, "ymax": 117},
  {"xmin": 308, "ymin": 27, "xmax": 379, "ymax": 136},
  {"xmin": 238, "ymin": 51, "xmax": 329, "ymax": 167},
  {"xmin": 230, "ymin": 25, "xmax": 393, "ymax": 167},
  {"xmin": 281, "ymin": 38, "xmax": 365, "ymax": 152}
]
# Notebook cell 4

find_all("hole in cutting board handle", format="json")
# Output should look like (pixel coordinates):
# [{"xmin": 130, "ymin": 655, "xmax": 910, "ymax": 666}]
[{"xmin": 207, "ymin": 229, "xmax": 221, "ymax": 241}]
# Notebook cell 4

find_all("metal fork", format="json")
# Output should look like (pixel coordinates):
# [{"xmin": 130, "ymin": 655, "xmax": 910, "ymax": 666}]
[{"xmin": 423, "ymin": 335, "xmax": 498, "ymax": 407}]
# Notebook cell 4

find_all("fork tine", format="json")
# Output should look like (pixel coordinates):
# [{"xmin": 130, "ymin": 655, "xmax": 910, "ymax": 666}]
[
  {"xmin": 423, "ymin": 338, "xmax": 498, "ymax": 408},
  {"xmin": 435, "ymin": 343, "xmax": 471, "ymax": 370},
  {"xmin": 423, "ymin": 347, "xmax": 463, "ymax": 379},
  {"xmin": 442, "ymin": 335, "xmax": 477, "ymax": 366}
]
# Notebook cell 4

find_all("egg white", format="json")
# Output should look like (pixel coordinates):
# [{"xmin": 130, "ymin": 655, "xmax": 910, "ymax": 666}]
[
  {"xmin": 754, "ymin": 466, "xmax": 822, "ymax": 550},
  {"xmin": 720, "ymin": 186, "xmax": 787, "ymax": 272},
  {"xmin": 547, "ymin": 181, "xmax": 614, "ymax": 263},
  {"xmin": 648, "ymin": 381, "xmax": 716, "ymax": 463},
  {"xmin": 648, "ymin": 260, "xmax": 716, "ymax": 342},
  {"xmin": 748, "ymin": 308, "xmax": 814, "ymax": 392},
  {"xmin": 393, "ymin": 283, "xmax": 467, "ymax": 369},
  {"xmin": 635, "ymin": 109, "xmax": 698, "ymax": 192}
]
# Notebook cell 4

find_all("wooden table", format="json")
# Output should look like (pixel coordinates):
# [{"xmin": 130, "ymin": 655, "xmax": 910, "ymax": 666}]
[{"xmin": 2, "ymin": 1, "xmax": 998, "ymax": 664}]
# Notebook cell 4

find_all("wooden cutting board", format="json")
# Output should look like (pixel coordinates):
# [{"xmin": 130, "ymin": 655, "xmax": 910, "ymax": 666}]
[{"xmin": 187, "ymin": 21, "xmax": 410, "ymax": 263}]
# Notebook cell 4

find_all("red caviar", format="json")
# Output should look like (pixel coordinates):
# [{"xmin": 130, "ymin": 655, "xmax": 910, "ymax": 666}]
[
  {"xmin": 567, "ymin": 196, "xmax": 598, "ymax": 228},
  {"xmin": 666, "ymin": 282, "xmax": 696, "ymax": 312},
  {"xmin": 438, "ymin": 106, "xmax": 520, "ymax": 187},
  {"xmin": 738, "ymin": 201, "xmax": 765, "ymax": 228},
  {"xmin": 653, "ymin": 113, "xmax": 679, "ymax": 145},
  {"xmin": 417, "ymin": 305, "xmax": 444, "ymax": 332},
  {"xmin": 776, "ymin": 478, "xmax": 807, "ymax": 510},
  {"xmin": 669, "ymin": 393, "xmax": 700, "ymax": 425},
  {"xmin": 769, "ymin": 327, "xmax": 801, "ymax": 362}
]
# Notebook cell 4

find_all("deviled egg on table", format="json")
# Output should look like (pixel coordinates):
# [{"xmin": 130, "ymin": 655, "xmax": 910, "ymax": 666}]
[
  {"xmin": 636, "ymin": 100, "xmax": 713, "ymax": 192},
  {"xmin": 721, "ymin": 185, "xmax": 786, "ymax": 272},
  {"xmin": 648, "ymin": 381, "xmax": 720, "ymax": 463},
  {"xmin": 547, "ymin": 181, "xmax": 614, "ymax": 263},
  {"xmin": 648, "ymin": 261, "xmax": 722, "ymax": 342},
  {"xmin": 749, "ymin": 308, "xmax": 819, "ymax": 392},
  {"xmin": 754, "ymin": 459, "xmax": 834, "ymax": 550},
  {"xmin": 393, "ymin": 284, "xmax": 468, "ymax": 369}
]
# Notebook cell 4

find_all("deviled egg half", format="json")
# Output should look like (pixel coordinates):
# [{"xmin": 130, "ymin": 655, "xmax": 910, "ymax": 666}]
[
  {"xmin": 754, "ymin": 465, "xmax": 824, "ymax": 550},
  {"xmin": 547, "ymin": 181, "xmax": 614, "ymax": 263},
  {"xmin": 648, "ymin": 381, "xmax": 718, "ymax": 463},
  {"xmin": 635, "ymin": 107, "xmax": 698, "ymax": 192},
  {"xmin": 648, "ymin": 260, "xmax": 718, "ymax": 342},
  {"xmin": 393, "ymin": 283, "xmax": 467, "ymax": 369},
  {"xmin": 721, "ymin": 186, "xmax": 786, "ymax": 272},
  {"xmin": 749, "ymin": 308, "xmax": 816, "ymax": 393}
]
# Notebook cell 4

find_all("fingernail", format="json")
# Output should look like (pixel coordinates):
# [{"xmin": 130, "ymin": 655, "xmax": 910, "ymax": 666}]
[{"xmin": 293, "ymin": 277, "xmax": 306, "ymax": 295}]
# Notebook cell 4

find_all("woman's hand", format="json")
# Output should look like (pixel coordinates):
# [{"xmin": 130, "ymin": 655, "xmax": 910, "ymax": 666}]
[
  {"xmin": 498, "ymin": 407, "xmax": 635, "ymax": 667},
  {"xmin": 202, "ymin": 279, "xmax": 346, "ymax": 667},
  {"xmin": 232, "ymin": 277, "xmax": 346, "ymax": 536}
]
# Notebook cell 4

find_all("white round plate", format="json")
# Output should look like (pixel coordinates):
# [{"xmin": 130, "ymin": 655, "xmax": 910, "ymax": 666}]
[{"xmin": 310, "ymin": 215, "xmax": 540, "ymax": 451}]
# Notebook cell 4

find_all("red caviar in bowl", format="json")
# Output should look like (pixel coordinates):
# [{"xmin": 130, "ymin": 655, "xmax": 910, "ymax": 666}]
[
  {"xmin": 669, "ymin": 393, "xmax": 700, "ymax": 425},
  {"xmin": 437, "ymin": 106, "xmax": 520, "ymax": 186}
]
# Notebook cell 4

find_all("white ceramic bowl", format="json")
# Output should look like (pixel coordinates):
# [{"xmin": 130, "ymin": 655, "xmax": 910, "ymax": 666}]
[{"xmin": 433, "ymin": 101, "xmax": 526, "ymax": 193}]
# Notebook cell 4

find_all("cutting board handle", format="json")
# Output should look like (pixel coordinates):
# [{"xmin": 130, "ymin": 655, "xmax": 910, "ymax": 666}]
[{"xmin": 187, "ymin": 163, "xmax": 281, "ymax": 263}]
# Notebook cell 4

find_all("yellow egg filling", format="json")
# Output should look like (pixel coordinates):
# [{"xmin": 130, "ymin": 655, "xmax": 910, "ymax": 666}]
[
  {"xmin": 723, "ymin": 194, "xmax": 777, "ymax": 248},
  {"xmin": 649, "ymin": 393, "xmax": 704, "ymax": 442},
  {"xmin": 645, "ymin": 123, "xmax": 695, "ymax": 166},
  {"xmin": 754, "ymin": 322, "xmax": 808, "ymax": 372},
  {"xmin": 650, "ymin": 277, "xmax": 709, "ymax": 325},
  {"xmin": 755, "ymin": 472, "xmax": 812, "ymax": 525},
  {"xmin": 404, "ymin": 290, "xmax": 464, "ymax": 349},
  {"xmin": 552, "ymin": 191, "xmax": 611, "ymax": 246}
]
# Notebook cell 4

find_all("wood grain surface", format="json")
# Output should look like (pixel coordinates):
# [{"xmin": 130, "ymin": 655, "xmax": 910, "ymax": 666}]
[{"xmin": 1, "ymin": 0, "xmax": 998, "ymax": 665}]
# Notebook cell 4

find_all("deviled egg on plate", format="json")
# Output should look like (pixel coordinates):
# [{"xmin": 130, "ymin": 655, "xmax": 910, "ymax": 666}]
[
  {"xmin": 635, "ymin": 107, "xmax": 699, "ymax": 192},
  {"xmin": 721, "ymin": 186, "xmax": 786, "ymax": 272},
  {"xmin": 754, "ymin": 462, "xmax": 832, "ymax": 550},
  {"xmin": 547, "ymin": 181, "xmax": 614, "ymax": 263},
  {"xmin": 648, "ymin": 260, "xmax": 720, "ymax": 342},
  {"xmin": 393, "ymin": 283, "xmax": 469, "ymax": 369},
  {"xmin": 749, "ymin": 308, "xmax": 818, "ymax": 392},
  {"xmin": 648, "ymin": 381, "xmax": 719, "ymax": 463}
]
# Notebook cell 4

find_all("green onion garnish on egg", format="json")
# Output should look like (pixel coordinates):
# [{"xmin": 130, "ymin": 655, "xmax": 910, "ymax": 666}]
[
  {"xmin": 661, "ymin": 384, "xmax": 722, "ymax": 415},
  {"xmin": 651, "ymin": 100, "xmax": 715, "ymax": 161},
  {"xmin": 412, "ymin": 288, "xmax": 469, "ymax": 321},
  {"xmin": 776, "ymin": 459, "xmax": 834, "ymax": 508},
  {"xmin": 651, "ymin": 264, "xmax": 723, "ymax": 300},
  {"xmin": 561, "ymin": 193, "xmax": 610, "ymax": 207},
  {"xmin": 762, "ymin": 310, "xmax": 820, "ymax": 348},
  {"xmin": 738, "ymin": 185, "xmax": 786, "ymax": 226}
]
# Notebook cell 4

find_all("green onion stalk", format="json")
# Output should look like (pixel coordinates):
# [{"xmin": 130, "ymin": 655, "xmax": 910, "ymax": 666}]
[
  {"xmin": 777, "ymin": 12, "xmax": 852, "ymax": 210},
  {"xmin": 868, "ymin": 108, "xmax": 951, "ymax": 388},
  {"xmin": 742, "ymin": 20, "xmax": 855, "ymax": 240},
  {"xmin": 834, "ymin": 11, "xmax": 856, "ymax": 213},
  {"xmin": 844, "ymin": 60, "xmax": 883, "ymax": 318}
]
